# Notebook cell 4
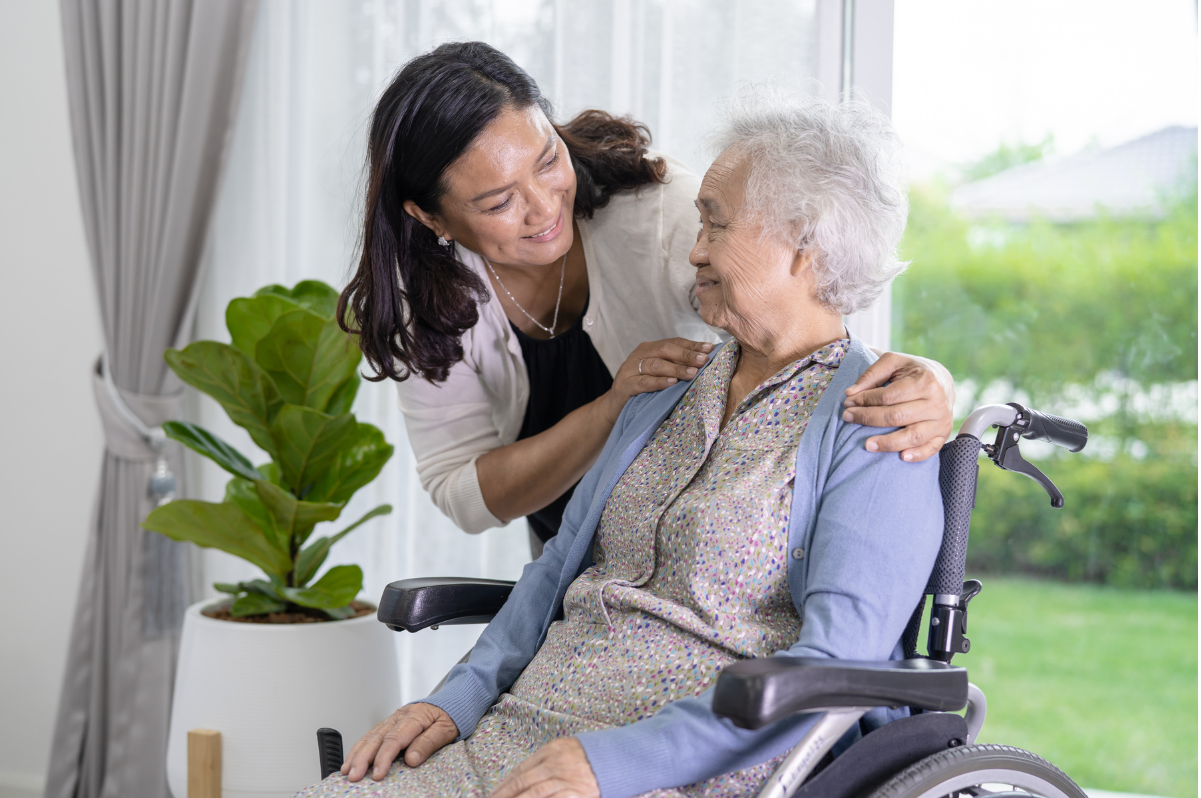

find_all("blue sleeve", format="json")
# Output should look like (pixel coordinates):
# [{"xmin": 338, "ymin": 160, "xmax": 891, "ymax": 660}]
[
  {"xmin": 418, "ymin": 392, "xmax": 657, "ymax": 738},
  {"xmin": 576, "ymin": 422, "xmax": 945, "ymax": 798}
]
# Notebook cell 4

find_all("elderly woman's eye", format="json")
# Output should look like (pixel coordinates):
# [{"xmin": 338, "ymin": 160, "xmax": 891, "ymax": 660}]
[{"xmin": 488, "ymin": 196, "xmax": 512, "ymax": 213}]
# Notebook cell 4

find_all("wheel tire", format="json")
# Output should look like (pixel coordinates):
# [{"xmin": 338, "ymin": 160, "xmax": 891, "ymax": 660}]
[{"xmin": 867, "ymin": 743, "xmax": 1088, "ymax": 798}]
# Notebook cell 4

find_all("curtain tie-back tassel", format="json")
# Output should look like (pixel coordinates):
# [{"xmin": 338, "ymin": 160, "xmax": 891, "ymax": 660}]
[{"xmin": 94, "ymin": 352, "xmax": 182, "ymax": 505}]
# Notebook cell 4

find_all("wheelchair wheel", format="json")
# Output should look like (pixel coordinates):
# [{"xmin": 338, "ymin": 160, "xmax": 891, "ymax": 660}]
[{"xmin": 867, "ymin": 743, "xmax": 1087, "ymax": 798}]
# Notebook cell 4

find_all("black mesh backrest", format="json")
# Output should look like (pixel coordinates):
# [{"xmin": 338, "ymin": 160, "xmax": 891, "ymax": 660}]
[{"xmin": 902, "ymin": 437, "xmax": 982, "ymax": 658}]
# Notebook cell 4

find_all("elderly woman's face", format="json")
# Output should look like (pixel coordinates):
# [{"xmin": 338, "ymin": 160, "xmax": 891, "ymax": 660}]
[{"xmin": 689, "ymin": 150, "xmax": 809, "ymax": 339}]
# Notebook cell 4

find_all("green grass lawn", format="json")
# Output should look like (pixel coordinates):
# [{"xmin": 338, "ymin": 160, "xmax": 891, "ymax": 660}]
[{"xmin": 953, "ymin": 577, "xmax": 1196, "ymax": 797}]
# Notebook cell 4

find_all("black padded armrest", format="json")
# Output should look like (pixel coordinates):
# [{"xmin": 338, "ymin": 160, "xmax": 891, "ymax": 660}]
[
  {"xmin": 712, "ymin": 657, "xmax": 968, "ymax": 730},
  {"xmin": 377, "ymin": 577, "xmax": 515, "ymax": 632}
]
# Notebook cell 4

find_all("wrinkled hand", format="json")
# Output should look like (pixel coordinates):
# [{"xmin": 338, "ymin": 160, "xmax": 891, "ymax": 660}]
[
  {"xmin": 490, "ymin": 737, "xmax": 600, "ymax": 798},
  {"xmin": 601, "ymin": 338, "xmax": 714, "ymax": 423},
  {"xmin": 842, "ymin": 352, "xmax": 955, "ymax": 463},
  {"xmin": 342, "ymin": 702, "xmax": 458, "ymax": 782}
]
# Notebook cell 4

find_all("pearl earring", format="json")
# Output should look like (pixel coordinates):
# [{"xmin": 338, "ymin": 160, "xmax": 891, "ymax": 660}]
[{"xmin": 437, "ymin": 235, "xmax": 450, "ymax": 246}]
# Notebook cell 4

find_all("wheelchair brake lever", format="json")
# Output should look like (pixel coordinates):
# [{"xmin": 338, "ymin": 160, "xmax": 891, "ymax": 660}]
[{"xmin": 988, "ymin": 425, "xmax": 1065, "ymax": 508}]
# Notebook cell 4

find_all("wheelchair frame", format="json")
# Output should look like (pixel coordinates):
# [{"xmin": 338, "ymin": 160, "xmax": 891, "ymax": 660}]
[{"xmin": 333, "ymin": 402, "xmax": 1090, "ymax": 798}]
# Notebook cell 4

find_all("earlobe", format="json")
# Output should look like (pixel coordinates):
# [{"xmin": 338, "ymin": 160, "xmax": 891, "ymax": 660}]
[
  {"xmin": 791, "ymin": 248, "xmax": 815, "ymax": 276},
  {"xmin": 402, "ymin": 199, "xmax": 449, "ymax": 241}
]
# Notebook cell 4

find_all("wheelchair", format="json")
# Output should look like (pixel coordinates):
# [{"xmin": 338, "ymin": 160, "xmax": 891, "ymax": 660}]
[{"xmin": 317, "ymin": 401, "xmax": 1091, "ymax": 798}]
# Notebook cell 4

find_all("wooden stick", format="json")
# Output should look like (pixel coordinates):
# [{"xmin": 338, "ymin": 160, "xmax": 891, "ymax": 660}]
[{"xmin": 187, "ymin": 729, "xmax": 222, "ymax": 798}]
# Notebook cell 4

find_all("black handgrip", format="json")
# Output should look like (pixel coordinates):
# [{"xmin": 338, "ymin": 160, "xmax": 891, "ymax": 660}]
[
  {"xmin": 927, "ymin": 437, "xmax": 981, "ymax": 597},
  {"xmin": 1014, "ymin": 405, "xmax": 1088, "ymax": 453},
  {"xmin": 316, "ymin": 728, "xmax": 343, "ymax": 780}
]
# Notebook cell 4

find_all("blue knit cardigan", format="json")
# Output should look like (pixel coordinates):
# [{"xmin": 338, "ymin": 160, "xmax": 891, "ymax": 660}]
[{"xmin": 420, "ymin": 335, "xmax": 945, "ymax": 797}]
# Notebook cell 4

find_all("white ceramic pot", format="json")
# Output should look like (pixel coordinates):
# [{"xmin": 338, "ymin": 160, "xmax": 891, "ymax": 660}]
[{"xmin": 166, "ymin": 601, "xmax": 400, "ymax": 798}]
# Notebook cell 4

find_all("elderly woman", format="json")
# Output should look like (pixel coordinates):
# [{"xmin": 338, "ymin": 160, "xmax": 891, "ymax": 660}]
[{"xmin": 303, "ymin": 89, "xmax": 944, "ymax": 798}]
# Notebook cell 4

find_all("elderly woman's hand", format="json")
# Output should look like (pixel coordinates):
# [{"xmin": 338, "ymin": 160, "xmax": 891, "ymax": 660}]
[
  {"xmin": 842, "ymin": 352, "xmax": 956, "ymax": 463},
  {"xmin": 490, "ymin": 737, "xmax": 599, "ymax": 798},
  {"xmin": 342, "ymin": 702, "xmax": 458, "ymax": 782},
  {"xmin": 600, "ymin": 338, "xmax": 714, "ymax": 424}
]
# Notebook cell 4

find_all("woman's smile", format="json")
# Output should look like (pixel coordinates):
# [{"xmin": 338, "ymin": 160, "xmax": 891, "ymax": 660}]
[
  {"xmin": 523, "ymin": 208, "xmax": 564, "ymax": 243},
  {"xmin": 695, "ymin": 271, "xmax": 720, "ymax": 293}
]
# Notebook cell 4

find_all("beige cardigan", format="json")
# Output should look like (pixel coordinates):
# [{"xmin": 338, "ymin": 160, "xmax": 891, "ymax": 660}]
[{"xmin": 395, "ymin": 154, "xmax": 722, "ymax": 533}]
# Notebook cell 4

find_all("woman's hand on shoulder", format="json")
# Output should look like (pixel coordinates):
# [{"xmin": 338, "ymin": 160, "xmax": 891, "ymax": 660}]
[
  {"xmin": 490, "ymin": 737, "xmax": 599, "ymax": 798},
  {"xmin": 842, "ymin": 351, "xmax": 956, "ymax": 463},
  {"xmin": 342, "ymin": 702, "xmax": 458, "ymax": 782},
  {"xmin": 601, "ymin": 338, "xmax": 714, "ymax": 423}
]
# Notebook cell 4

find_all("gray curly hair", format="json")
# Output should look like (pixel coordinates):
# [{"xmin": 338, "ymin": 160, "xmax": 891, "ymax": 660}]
[{"xmin": 708, "ymin": 86, "xmax": 909, "ymax": 315}]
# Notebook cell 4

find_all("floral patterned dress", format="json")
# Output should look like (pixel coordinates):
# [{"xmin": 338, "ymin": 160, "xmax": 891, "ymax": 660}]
[{"xmin": 298, "ymin": 339, "xmax": 848, "ymax": 798}]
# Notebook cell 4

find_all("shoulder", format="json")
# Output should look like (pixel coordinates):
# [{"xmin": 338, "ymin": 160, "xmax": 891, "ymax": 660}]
[{"xmin": 592, "ymin": 151, "xmax": 700, "ymax": 229}]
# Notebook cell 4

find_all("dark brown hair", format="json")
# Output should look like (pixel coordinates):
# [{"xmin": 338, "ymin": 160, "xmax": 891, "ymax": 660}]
[{"xmin": 337, "ymin": 41, "xmax": 667, "ymax": 384}]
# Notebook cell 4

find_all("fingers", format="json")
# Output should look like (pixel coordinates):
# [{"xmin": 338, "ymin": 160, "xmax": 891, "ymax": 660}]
[
  {"xmin": 900, "ymin": 437, "xmax": 946, "ymax": 464},
  {"xmin": 647, "ymin": 339, "xmax": 713, "ymax": 369},
  {"xmin": 842, "ymin": 399, "xmax": 930, "ymax": 431},
  {"xmin": 860, "ymin": 420, "xmax": 948, "ymax": 462},
  {"xmin": 668, "ymin": 337, "xmax": 716, "ymax": 355},
  {"xmin": 342, "ymin": 705, "xmax": 457, "ymax": 783},
  {"xmin": 369, "ymin": 718, "xmax": 417, "ymax": 781},
  {"xmin": 638, "ymin": 356, "xmax": 699, "ymax": 382},
  {"xmin": 844, "ymin": 352, "xmax": 906, "ymax": 396},
  {"xmin": 344, "ymin": 714, "xmax": 404, "ymax": 782},
  {"xmin": 403, "ymin": 715, "xmax": 459, "ymax": 768},
  {"xmin": 490, "ymin": 739, "xmax": 599, "ymax": 798}
]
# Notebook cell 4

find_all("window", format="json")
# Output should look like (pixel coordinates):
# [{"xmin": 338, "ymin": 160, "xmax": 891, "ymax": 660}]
[{"xmin": 196, "ymin": 0, "xmax": 889, "ymax": 701}]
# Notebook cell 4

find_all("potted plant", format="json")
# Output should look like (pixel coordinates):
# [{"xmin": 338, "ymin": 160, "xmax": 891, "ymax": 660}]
[{"xmin": 144, "ymin": 280, "xmax": 399, "ymax": 798}]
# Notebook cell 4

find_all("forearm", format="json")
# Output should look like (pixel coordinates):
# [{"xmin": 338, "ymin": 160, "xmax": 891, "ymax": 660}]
[{"xmin": 476, "ymin": 394, "xmax": 617, "ymax": 523}]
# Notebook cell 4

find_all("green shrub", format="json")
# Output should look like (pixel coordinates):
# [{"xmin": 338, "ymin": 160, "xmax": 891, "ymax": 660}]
[
  {"xmin": 895, "ymin": 171, "xmax": 1197, "ymax": 590},
  {"xmin": 967, "ymin": 455, "xmax": 1198, "ymax": 589}
]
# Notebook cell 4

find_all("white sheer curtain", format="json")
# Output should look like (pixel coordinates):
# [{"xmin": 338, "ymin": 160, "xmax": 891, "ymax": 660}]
[{"xmin": 194, "ymin": 0, "xmax": 881, "ymax": 702}]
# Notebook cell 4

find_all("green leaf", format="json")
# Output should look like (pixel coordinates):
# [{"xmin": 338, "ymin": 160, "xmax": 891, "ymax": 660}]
[
  {"xmin": 164, "ymin": 421, "xmax": 262, "ymax": 483},
  {"xmin": 254, "ymin": 281, "xmax": 340, "ymax": 319},
  {"xmin": 269, "ymin": 405, "xmax": 357, "ymax": 497},
  {"xmin": 223, "ymin": 477, "xmax": 289, "ymax": 554},
  {"xmin": 227, "ymin": 294, "xmax": 302, "ymax": 357},
  {"xmin": 164, "ymin": 342, "xmax": 283, "ymax": 457},
  {"xmin": 240, "ymin": 578, "xmax": 286, "ymax": 600},
  {"xmin": 287, "ymin": 280, "xmax": 340, "ymax": 319},
  {"xmin": 294, "ymin": 504, "xmax": 392, "ymax": 586},
  {"xmin": 322, "ymin": 605, "xmax": 356, "ymax": 620},
  {"xmin": 280, "ymin": 564, "xmax": 362, "ymax": 609},
  {"xmin": 323, "ymin": 375, "xmax": 360, "ymax": 416},
  {"xmin": 253, "ymin": 479, "xmax": 343, "ymax": 549},
  {"xmin": 255, "ymin": 311, "xmax": 361, "ymax": 411},
  {"xmin": 305, "ymin": 423, "xmax": 394, "ymax": 504},
  {"xmin": 142, "ymin": 500, "xmax": 292, "ymax": 580},
  {"xmin": 231, "ymin": 593, "xmax": 287, "ymax": 617},
  {"xmin": 213, "ymin": 582, "xmax": 242, "ymax": 595},
  {"xmin": 257, "ymin": 461, "xmax": 282, "ymax": 485}
]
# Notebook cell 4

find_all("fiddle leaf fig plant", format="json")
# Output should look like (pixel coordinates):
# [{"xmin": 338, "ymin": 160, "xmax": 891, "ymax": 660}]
[{"xmin": 142, "ymin": 280, "xmax": 394, "ymax": 619}]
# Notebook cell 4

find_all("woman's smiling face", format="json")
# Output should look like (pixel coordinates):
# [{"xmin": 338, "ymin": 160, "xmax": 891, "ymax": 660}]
[
  {"xmin": 689, "ymin": 149, "xmax": 811, "ymax": 343},
  {"xmin": 416, "ymin": 104, "xmax": 577, "ymax": 268}
]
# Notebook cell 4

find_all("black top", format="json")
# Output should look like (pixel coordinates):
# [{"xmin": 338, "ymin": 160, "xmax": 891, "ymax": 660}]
[{"xmin": 511, "ymin": 300, "xmax": 614, "ymax": 543}]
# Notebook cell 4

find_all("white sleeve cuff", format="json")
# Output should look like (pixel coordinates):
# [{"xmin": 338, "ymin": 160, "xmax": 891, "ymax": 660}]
[{"xmin": 447, "ymin": 457, "xmax": 506, "ymax": 534}]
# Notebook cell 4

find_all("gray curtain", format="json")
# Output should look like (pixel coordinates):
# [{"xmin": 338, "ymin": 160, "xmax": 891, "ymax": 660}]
[{"xmin": 47, "ymin": 2, "xmax": 257, "ymax": 797}]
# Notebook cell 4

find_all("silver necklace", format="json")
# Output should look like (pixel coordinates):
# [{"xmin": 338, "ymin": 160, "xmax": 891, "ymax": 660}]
[{"xmin": 485, "ymin": 253, "xmax": 568, "ymax": 339}]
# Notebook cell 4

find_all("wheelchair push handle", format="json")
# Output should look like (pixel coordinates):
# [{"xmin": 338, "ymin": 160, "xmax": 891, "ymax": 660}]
[
  {"xmin": 956, "ymin": 402, "xmax": 1088, "ymax": 452},
  {"xmin": 1014, "ymin": 404, "xmax": 1088, "ymax": 453}
]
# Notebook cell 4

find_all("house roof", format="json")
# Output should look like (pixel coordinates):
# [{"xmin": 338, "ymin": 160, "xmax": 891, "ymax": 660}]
[{"xmin": 950, "ymin": 125, "xmax": 1198, "ymax": 222}]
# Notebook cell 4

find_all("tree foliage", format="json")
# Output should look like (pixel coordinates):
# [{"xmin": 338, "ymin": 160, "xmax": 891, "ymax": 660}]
[{"xmin": 895, "ymin": 172, "xmax": 1197, "ymax": 589}]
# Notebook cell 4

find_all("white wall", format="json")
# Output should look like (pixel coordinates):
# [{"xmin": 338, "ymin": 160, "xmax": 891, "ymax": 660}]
[{"xmin": 0, "ymin": 1, "xmax": 105, "ymax": 796}]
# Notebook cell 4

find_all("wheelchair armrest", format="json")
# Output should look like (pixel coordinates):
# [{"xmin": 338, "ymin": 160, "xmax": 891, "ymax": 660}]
[
  {"xmin": 377, "ymin": 577, "xmax": 516, "ymax": 632},
  {"xmin": 712, "ymin": 657, "xmax": 968, "ymax": 730}
]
